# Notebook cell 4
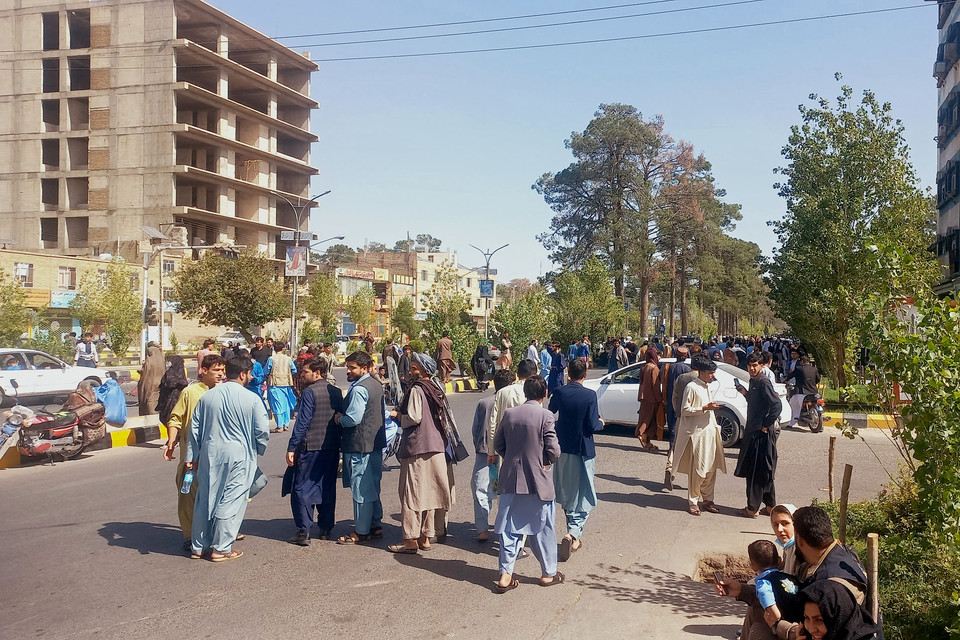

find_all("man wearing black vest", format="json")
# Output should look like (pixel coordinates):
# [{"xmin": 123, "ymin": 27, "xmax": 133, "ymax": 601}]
[
  {"xmin": 284, "ymin": 357, "xmax": 344, "ymax": 546},
  {"xmin": 335, "ymin": 351, "xmax": 387, "ymax": 545}
]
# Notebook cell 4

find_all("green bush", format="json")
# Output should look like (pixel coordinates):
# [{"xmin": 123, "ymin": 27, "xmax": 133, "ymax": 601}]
[
  {"xmin": 819, "ymin": 475, "xmax": 960, "ymax": 640},
  {"xmin": 408, "ymin": 338, "xmax": 425, "ymax": 354}
]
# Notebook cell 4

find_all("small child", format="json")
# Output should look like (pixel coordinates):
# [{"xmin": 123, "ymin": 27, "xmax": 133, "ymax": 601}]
[{"xmin": 746, "ymin": 540, "xmax": 803, "ymax": 639}]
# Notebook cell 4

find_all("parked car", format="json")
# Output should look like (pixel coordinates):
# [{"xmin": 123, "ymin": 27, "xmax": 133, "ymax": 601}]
[
  {"xmin": 0, "ymin": 348, "xmax": 111, "ymax": 406},
  {"xmin": 216, "ymin": 331, "xmax": 247, "ymax": 350},
  {"xmin": 581, "ymin": 360, "xmax": 792, "ymax": 447}
]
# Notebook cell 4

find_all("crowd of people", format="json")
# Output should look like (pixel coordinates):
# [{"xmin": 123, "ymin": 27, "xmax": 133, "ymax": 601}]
[{"xmin": 142, "ymin": 329, "xmax": 879, "ymax": 638}]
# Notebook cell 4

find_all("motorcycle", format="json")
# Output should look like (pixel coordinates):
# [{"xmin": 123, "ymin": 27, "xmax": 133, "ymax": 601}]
[
  {"xmin": 2, "ymin": 379, "xmax": 107, "ymax": 463},
  {"xmin": 796, "ymin": 391, "xmax": 825, "ymax": 433}
]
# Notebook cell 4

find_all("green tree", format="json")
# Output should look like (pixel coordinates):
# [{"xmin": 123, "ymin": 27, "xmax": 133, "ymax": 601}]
[
  {"xmin": 318, "ymin": 243, "xmax": 356, "ymax": 266},
  {"xmin": 421, "ymin": 260, "xmax": 470, "ymax": 329},
  {"xmin": 391, "ymin": 296, "xmax": 419, "ymax": 340},
  {"xmin": 344, "ymin": 286, "xmax": 376, "ymax": 333},
  {"xmin": 766, "ymin": 77, "xmax": 938, "ymax": 386},
  {"xmin": 70, "ymin": 258, "xmax": 142, "ymax": 356},
  {"xmin": 551, "ymin": 257, "xmax": 624, "ymax": 347},
  {"xmin": 416, "ymin": 234, "xmax": 442, "ymax": 252},
  {"xmin": 489, "ymin": 285, "xmax": 555, "ymax": 363},
  {"xmin": 303, "ymin": 272, "xmax": 340, "ymax": 333},
  {"xmin": 171, "ymin": 250, "xmax": 289, "ymax": 342},
  {"xmin": 0, "ymin": 267, "xmax": 28, "ymax": 346},
  {"xmin": 394, "ymin": 238, "xmax": 415, "ymax": 252}
]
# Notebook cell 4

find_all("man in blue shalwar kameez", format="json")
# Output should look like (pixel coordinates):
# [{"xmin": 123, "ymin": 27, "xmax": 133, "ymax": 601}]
[
  {"xmin": 334, "ymin": 351, "xmax": 387, "ymax": 545},
  {"xmin": 548, "ymin": 358, "xmax": 603, "ymax": 562},
  {"xmin": 186, "ymin": 357, "xmax": 270, "ymax": 561},
  {"xmin": 283, "ymin": 357, "xmax": 344, "ymax": 546},
  {"xmin": 265, "ymin": 340, "xmax": 297, "ymax": 432}
]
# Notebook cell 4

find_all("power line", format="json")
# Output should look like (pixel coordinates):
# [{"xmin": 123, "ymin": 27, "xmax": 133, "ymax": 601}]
[
  {"xmin": 295, "ymin": 0, "xmax": 769, "ymax": 48},
  {"xmin": 0, "ymin": 3, "xmax": 935, "ymax": 68},
  {"xmin": 312, "ymin": 4, "xmax": 933, "ymax": 62},
  {"xmin": 275, "ymin": 0, "xmax": 685, "ymax": 39}
]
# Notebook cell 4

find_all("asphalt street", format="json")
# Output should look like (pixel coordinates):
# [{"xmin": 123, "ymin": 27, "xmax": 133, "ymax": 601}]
[{"xmin": 0, "ymin": 369, "xmax": 901, "ymax": 640}]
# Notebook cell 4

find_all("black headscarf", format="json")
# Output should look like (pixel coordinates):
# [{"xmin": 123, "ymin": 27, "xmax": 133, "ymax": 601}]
[
  {"xmin": 800, "ymin": 580, "xmax": 881, "ymax": 640},
  {"xmin": 156, "ymin": 355, "xmax": 188, "ymax": 425}
]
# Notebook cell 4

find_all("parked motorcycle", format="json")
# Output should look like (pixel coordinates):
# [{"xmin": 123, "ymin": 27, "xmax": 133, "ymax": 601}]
[{"xmin": 2, "ymin": 379, "xmax": 107, "ymax": 462}]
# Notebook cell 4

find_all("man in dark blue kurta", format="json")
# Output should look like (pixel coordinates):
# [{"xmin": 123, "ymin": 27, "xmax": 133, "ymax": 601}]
[
  {"xmin": 284, "ymin": 357, "xmax": 344, "ymax": 546},
  {"xmin": 548, "ymin": 358, "xmax": 603, "ymax": 562}
]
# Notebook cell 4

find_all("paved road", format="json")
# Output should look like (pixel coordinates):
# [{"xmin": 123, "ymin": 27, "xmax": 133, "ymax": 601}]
[{"xmin": 0, "ymin": 369, "xmax": 899, "ymax": 640}]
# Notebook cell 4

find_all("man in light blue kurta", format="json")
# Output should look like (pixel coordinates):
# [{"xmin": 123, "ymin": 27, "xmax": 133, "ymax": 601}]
[
  {"xmin": 187, "ymin": 357, "xmax": 270, "ymax": 560},
  {"xmin": 539, "ymin": 345, "xmax": 552, "ymax": 378}
]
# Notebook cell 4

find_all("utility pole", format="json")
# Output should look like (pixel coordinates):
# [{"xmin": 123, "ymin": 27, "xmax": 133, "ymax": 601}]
[
  {"xmin": 469, "ymin": 243, "xmax": 508, "ymax": 341},
  {"xmin": 274, "ymin": 190, "xmax": 331, "ymax": 351}
]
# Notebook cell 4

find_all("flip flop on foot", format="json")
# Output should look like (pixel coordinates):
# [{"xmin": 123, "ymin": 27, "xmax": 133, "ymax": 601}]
[
  {"xmin": 701, "ymin": 501, "xmax": 720, "ymax": 514},
  {"xmin": 571, "ymin": 538, "xmax": 583, "ymax": 553},
  {"xmin": 689, "ymin": 505, "xmax": 701, "ymax": 516},
  {"xmin": 740, "ymin": 508, "xmax": 759, "ymax": 519},
  {"xmin": 209, "ymin": 550, "xmax": 243, "ymax": 562},
  {"xmin": 370, "ymin": 527, "xmax": 384, "ymax": 539},
  {"xmin": 496, "ymin": 579, "xmax": 520, "ymax": 593},
  {"xmin": 336, "ymin": 532, "xmax": 372, "ymax": 545},
  {"xmin": 540, "ymin": 571, "xmax": 565, "ymax": 587}
]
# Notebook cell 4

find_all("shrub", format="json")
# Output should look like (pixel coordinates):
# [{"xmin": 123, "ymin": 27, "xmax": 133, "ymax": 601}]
[
  {"xmin": 819, "ymin": 474, "xmax": 960, "ymax": 640},
  {"xmin": 408, "ymin": 338, "xmax": 425, "ymax": 354}
]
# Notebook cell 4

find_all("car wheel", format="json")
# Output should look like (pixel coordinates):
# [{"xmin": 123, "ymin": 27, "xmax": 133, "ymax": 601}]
[
  {"xmin": 82, "ymin": 376, "xmax": 103, "ymax": 387},
  {"xmin": 716, "ymin": 407, "xmax": 742, "ymax": 448}
]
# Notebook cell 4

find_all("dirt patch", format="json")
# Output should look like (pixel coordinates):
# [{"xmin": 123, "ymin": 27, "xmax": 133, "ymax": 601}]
[{"xmin": 694, "ymin": 552, "xmax": 754, "ymax": 584}]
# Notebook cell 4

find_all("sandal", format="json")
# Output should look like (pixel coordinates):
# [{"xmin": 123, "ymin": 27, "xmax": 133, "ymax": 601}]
[
  {"xmin": 740, "ymin": 508, "xmax": 759, "ymax": 519},
  {"xmin": 387, "ymin": 544, "xmax": 418, "ymax": 554},
  {"xmin": 235, "ymin": 533, "xmax": 246, "ymax": 541},
  {"xmin": 559, "ymin": 536, "xmax": 573, "ymax": 562},
  {"xmin": 689, "ymin": 505, "xmax": 701, "ymax": 516},
  {"xmin": 496, "ymin": 578, "xmax": 520, "ymax": 593},
  {"xmin": 571, "ymin": 539, "xmax": 583, "ymax": 553},
  {"xmin": 336, "ymin": 532, "xmax": 372, "ymax": 545},
  {"xmin": 270, "ymin": 428, "xmax": 281, "ymax": 433},
  {"xmin": 540, "ymin": 571, "xmax": 565, "ymax": 587},
  {"xmin": 370, "ymin": 527, "xmax": 384, "ymax": 539},
  {"xmin": 701, "ymin": 502, "xmax": 720, "ymax": 514},
  {"xmin": 209, "ymin": 550, "xmax": 243, "ymax": 562}
]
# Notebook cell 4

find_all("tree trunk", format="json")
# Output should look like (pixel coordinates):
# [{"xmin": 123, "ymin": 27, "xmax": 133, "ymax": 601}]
[
  {"xmin": 668, "ymin": 256, "xmax": 676, "ymax": 338},
  {"xmin": 639, "ymin": 273, "xmax": 650, "ymax": 338},
  {"xmin": 679, "ymin": 253, "xmax": 688, "ymax": 335}
]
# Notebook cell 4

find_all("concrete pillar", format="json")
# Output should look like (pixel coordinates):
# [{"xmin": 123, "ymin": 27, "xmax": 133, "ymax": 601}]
[{"xmin": 268, "ymin": 55, "xmax": 278, "ymax": 82}]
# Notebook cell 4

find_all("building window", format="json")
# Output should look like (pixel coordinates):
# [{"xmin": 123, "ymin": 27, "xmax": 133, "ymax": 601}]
[
  {"xmin": 57, "ymin": 266, "xmax": 77, "ymax": 290},
  {"xmin": 427, "ymin": 255, "xmax": 434, "ymax": 262},
  {"xmin": 97, "ymin": 269, "xmax": 108, "ymax": 286},
  {"xmin": 42, "ymin": 12, "xmax": 60, "ymax": 51},
  {"xmin": 130, "ymin": 273, "xmax": 140, "ymax": 291},
  {"xmin": 40, "ymin": 217, "xmax": 59, "ymax": 247},
  {"xmin": 421, "ymin": 269, "xmax": 428, "ymax": 281},
  {"xmin": 162, "ymin": 259, "xmax": 175, "ymax": 274},
  {"xmin": 14, "ymin": 263, "xmax": 34, "ymax": 287},
  {"xmin": 162, "ymin": 287, "xmax": 174, "ymax": 301},
  {"xmin": 467, "ymin": 278, "xmax": 472, "ymax": 288}
]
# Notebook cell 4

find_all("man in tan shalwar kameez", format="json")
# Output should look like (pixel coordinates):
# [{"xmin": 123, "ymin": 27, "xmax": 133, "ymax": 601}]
[{"xmin": 674, "ymin": 354, "xmax": 727, "ymax": 516}]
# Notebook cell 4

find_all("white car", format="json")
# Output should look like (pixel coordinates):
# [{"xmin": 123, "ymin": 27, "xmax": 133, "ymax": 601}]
[
  {"xmin": 216, "ymin": 331, "xmax": 247, "ymax": 350},
  {"xmin": 0, "ymin": 348, "xmax": 110, "ymax": 405},
  {"xmin": 581, "ymin": 360, "xmax": 792, "ymax": 447}
]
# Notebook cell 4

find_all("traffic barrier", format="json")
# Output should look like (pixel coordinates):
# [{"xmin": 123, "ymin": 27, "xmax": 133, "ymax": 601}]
[{"xmin": 822, "ymin": 412, "xmax": 896, "ymax": 430}]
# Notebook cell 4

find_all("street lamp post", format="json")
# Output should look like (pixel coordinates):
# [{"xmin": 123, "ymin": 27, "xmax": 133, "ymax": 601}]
[
  {"xmin": 274, "ymin": 191, "xmax": 331, "ymax": 351},
  {"xmin": 469, "ymin": 243, "xmax": 508, "ymax": 341}
]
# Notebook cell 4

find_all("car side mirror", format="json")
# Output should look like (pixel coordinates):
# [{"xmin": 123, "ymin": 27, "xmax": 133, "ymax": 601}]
[{"xmin": 600, "ymin": 378, "xmax": 611, "ymax": 385}]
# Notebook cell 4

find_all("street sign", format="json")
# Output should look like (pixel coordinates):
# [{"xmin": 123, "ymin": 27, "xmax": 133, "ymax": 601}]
[
  {"xmin": 280, "ymin": 231, "xmax": 295, "ymax": 241},
  {"xmin": 285, "ymin": 246, "xmax": 307, "ymax": 276},
  {"xmin": 479, "ymin": 279, "xmax": 494, "ymax": 298}
]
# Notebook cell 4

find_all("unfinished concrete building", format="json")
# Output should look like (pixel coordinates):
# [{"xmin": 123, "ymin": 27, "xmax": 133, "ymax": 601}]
[{"xmin": 0, "ymin": 0, "xmax": 319, "ymax": 262}]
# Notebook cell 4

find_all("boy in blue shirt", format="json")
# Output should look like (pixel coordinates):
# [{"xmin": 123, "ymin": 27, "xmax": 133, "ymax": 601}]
[{"xmin": 744, "ymin": 539, "xmax": 803, "ymax": 639}]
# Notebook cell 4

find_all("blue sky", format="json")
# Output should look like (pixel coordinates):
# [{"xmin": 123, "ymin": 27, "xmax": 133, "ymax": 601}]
[{"xmin": 210, "ymin": 0, "xmax": 937, "ymax": 281}]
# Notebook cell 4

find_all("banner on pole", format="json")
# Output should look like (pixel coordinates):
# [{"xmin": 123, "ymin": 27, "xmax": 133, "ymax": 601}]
[
  {"xmin": 479, "ymin": 279, "xmax": 494, "ymax": 298},
  {"xmin": 285, "ymin": 246, "xmax": 307, "ymax": 276}
]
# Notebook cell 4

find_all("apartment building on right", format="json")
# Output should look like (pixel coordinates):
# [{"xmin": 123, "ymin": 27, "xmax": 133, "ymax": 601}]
[{"xmin": 933, "ymin": 0, "xmax": 960, "ymax": 294}]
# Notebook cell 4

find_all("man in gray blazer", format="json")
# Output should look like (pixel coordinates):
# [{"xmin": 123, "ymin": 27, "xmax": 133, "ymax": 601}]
[{"xmin": 493, "ymin": 376, "xmax": 564, "ymax": 591}]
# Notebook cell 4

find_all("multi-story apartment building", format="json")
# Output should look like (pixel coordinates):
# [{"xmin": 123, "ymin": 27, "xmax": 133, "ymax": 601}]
[
  {"xmin": 0, "ymin": 0, "xmax": 318, "ymax": 268},
  {"xmin": 933, "ymin": 0, "xmax": 960, "ymax": 294}
]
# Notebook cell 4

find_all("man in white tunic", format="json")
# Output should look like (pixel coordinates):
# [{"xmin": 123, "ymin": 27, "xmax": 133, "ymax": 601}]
[{"xmin": 674, "ymin": 355, "xmax": 727, "ymax": 516}]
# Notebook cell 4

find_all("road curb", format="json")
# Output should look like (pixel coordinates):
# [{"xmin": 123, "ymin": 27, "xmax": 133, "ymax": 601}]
[
  {"xmin": 443, "ymin": 379, "xmax": 479, "ymax": 393},
  {"xmin": 822, "ymin": 412, "xmax": 896, "ymax": 429},
  {"xmin": 0, "ymin": 419, "xmax": 166, "ymax": 470}
]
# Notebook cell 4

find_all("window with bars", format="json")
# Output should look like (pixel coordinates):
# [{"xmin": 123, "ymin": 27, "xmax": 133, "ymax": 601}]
[
  {"xmin": 57, "ymin": 266, "xmax": 76, "ymax": 290},
  {"xmin": 162, "ymin": 259, "xmax": 175, "ymax": 274},
  {"xmin": 14, "ymin": 263, "xmax": 34, "ymax": 287}
]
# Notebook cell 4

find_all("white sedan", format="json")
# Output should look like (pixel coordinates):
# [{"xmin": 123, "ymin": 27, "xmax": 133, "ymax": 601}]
[
  {"xmin": 581, "ymin": 360, "xmax": 792, "ymax": 447},
  {"xmin": 0, "ymin": 348, "xmax": 111, "ymax": 405}
]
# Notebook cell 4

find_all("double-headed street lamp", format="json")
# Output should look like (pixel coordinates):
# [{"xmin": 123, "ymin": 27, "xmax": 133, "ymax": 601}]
[
  {"xmin": 273, "ymin": 190, "xmax": 336, "ymax": 350},
  {"xmin": 469, "ymin": 243, "xmax": 508, "ymax": 341}
]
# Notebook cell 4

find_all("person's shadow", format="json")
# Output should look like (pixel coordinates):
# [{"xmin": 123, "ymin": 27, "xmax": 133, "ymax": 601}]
[{"xmin": 97, "ymin": 521, "xmax": 185, "ymax": 556}]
